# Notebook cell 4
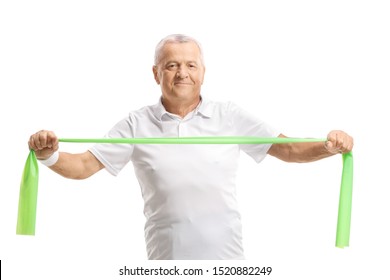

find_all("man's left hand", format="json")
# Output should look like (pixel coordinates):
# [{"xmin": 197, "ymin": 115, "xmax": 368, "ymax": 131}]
[{"xmin": 325, "ymin": 130, "xmax": 354, "ymax": 154}]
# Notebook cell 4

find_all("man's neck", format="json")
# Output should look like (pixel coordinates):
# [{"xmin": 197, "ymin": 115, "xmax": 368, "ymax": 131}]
[{"xmin": 162, "ymin": 96, "xmax": 201, "ymax": 118}]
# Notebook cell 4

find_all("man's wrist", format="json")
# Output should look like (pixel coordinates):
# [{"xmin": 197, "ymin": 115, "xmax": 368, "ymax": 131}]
[{"xmin": 38, "ymin": 151, "xmax": 59, "ymax": 167}]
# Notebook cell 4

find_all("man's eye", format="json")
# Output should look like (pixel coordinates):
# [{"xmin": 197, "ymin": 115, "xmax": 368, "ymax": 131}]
[{"xmin": 167, "ymin": 64, "xmax": 177, "ymax": 69}]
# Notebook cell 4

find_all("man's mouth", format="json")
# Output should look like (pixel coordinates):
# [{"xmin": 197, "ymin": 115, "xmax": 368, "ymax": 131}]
[{"xmin": 174, "ymin": 82, "xmax": 192, "ymax": 85}]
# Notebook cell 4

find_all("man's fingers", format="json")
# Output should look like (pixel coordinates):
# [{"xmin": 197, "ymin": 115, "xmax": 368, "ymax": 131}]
[
  {"xmin": 38, "ymin": 132, "xmax": 47, "ymax": 150},
  {"xmin": 28, "ymin": 135, "xmax": 38, "ymax": 150},
  {"xmin": 28, "ymin": 130, "xmax": 59, "ymax": 153},
  {"xmin": 46, "ymin": 131, "xmax": 58, "ymax": 149},
  {"xmin": 326, "ymin": 130, "xmax": 354, "ymax": 154}
]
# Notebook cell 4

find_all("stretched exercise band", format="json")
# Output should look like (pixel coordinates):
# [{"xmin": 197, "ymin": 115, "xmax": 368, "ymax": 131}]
[
  {"xmin": 16, "ymin": 137, "xmax": 353, "ymax": 248},
  {"xmin": 16, "ymin": 150, "xmax": 39, "ymax": 235}
]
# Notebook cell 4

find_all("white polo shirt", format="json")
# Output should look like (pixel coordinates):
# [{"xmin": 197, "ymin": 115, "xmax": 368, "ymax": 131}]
[{"xmin": 89, "ymin": 97, "xmax": 280, "ymax": 260}]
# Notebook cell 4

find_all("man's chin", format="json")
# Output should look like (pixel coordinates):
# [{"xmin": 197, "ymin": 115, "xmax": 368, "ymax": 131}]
[{"xmin": 171, "ymin": 91, "xmax": 200, "ymax": 100}]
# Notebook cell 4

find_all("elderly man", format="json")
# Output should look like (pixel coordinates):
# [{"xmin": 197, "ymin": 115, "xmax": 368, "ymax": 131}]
[{"xmin": 28, "ymin": 34, "xmax": 353, "ymax": 260}]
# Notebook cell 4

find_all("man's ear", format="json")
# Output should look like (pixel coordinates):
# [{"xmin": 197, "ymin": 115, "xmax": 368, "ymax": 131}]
[
  {"xmin": 153, "ymin": 66, "xmax": 160, "ymax": 84},
  {"xmin": 201, "ymin": 66, "xmax": 206, "ymax": 85}
]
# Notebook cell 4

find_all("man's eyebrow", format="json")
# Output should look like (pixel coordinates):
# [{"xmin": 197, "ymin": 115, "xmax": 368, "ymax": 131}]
[
  {"xmin": 164, "ymin": 60, "xmax": 199, "ymax": 65},
  {"xmin": 164, "ymin": 60, "xmax": 179, "ymax": 66}
]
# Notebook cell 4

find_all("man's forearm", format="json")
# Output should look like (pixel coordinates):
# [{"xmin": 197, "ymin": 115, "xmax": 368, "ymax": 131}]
[
  {"xmin": 287, "ymin": 141, "xmax": 336, "ymax": 163},
  {"xmin": 268, "ymin": 132, "xmax": 352, "ymax": 163},
  {"xmin": 49, "ymin": 151, "xmax": 103, "ymax": 179}
]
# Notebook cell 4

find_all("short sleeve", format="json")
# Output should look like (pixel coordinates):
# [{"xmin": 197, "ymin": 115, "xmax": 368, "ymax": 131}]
[
  {"xmin": 89, "ymin": 114, "xmax": 135, "ymax": 176},
  {"xmin": 228, "ymin": 102, "xmax": 281, "ymax": 163}
]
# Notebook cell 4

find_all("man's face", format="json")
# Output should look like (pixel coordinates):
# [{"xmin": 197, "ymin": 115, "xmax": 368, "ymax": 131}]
[{"xmin": 153, "ymin": 42, "xmax": 205, "ymax": 102}]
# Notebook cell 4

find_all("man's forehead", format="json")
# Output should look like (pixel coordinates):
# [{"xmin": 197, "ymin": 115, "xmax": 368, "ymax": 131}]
[{"xmin": 160, "ymin": 42, "xmax": 201, "ymax": 59}]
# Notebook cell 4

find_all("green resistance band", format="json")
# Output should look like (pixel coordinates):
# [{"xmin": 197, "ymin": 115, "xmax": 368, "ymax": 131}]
[{"xmin": 16, "ymin": 137, "xmax": 353, "ymax": 248}]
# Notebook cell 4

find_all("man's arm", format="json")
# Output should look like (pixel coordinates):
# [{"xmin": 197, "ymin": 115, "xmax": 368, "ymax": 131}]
[
  {"xmin": 28, "ymin": 130, "xmax": 104, "ymax": 179},
  {"xmin": 268, "ymin": 130, "xmax": 354, "ymax": 163}
]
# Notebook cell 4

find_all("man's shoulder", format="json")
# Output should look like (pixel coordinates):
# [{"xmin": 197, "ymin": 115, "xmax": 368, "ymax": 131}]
[{"xmin": 127, "ymin": 102, "xmax": 160, "ymax": 118}]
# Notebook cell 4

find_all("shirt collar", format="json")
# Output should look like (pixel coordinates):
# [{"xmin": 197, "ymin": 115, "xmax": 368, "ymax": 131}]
[
  {"xmin": 153, "ymin": 96, "xmax": 213, "ymax": 121},
  {"xmin": 153, "ymin": 98, "xmax": 167, "ymax": 121},
  {"xmin": 194, "ymin": 96, "xmax": 213, "ymax": 118}
]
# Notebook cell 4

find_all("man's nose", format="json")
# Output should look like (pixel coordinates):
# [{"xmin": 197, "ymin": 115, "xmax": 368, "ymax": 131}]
[{"xmin": 176, "ymin": 67, "xmax": 189, "ymax": 79}]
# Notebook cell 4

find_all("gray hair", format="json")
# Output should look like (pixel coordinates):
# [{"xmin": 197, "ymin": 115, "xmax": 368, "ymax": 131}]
[{"xmin": 154, "ymin": 34, "xmax": 204, "ymax": 66}]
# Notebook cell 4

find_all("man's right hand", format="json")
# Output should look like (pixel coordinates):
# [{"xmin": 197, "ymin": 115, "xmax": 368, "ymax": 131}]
[{"xmin": 28, "ymin": 130, "xmax": 59, "ymax": 160}]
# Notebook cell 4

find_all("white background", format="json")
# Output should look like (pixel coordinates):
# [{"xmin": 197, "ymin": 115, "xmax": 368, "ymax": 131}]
[{"xmin": 1, "ymin": 0, "xmax": 389, "ymax": 279}]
